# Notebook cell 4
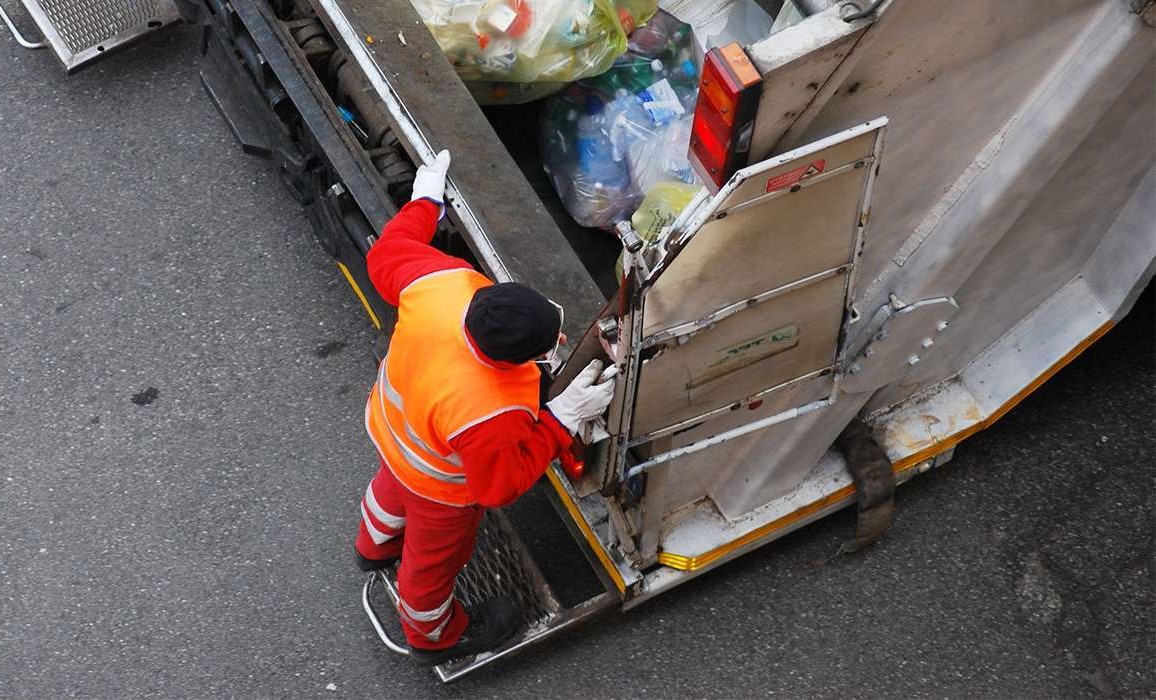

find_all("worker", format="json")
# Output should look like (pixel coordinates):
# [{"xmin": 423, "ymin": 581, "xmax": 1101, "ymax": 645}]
[{"xmin": 353, "ymin": 149, "xmax": 617, "ymax": 667}]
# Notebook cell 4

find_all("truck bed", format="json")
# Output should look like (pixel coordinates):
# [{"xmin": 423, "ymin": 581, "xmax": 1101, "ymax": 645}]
[
  {"xmin": 482, "ymin": 102, "xmax": 624, "ymax": 298},
  {"xmin": 308, "ymin": 0, "xmax": 610, "ymax": 337}
]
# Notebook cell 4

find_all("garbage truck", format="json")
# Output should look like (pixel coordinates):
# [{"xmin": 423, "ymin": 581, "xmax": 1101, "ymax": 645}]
[{"xmin": 5, "ymin": 0, "xmax": 1153, "ymax": 682}]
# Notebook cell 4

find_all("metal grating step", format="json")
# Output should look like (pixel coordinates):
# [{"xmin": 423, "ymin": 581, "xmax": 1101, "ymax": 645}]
[
  {"xmin": 451, "ymin": 510, "xmax": 559, "ymax": 630},
  {"xmin": 19, "ymin": 0, "xmax": 181, "ymax": 72},
  {"xmin": 362, "ymin": 509, "xmax": 616, "ymax": 682}
]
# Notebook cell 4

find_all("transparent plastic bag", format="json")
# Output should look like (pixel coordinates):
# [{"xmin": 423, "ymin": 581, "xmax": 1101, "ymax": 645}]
[
  {"xmin": 627, "ymin": 112, "xmax": 697, "ymax": 193},
  {"xmin": 411, "ymin": 0, "xmax": 658, "ymax": 86},
  {"xmin": 631, "ymin": 180, "xmax": 702, "ymax": 240},
  {"xmin": 539, "ymin": 92, "xmax": 643, "ymax": 229},
  {"xmin": 539, "ymin": 9, "xmax": 701, "ymax": 230}
]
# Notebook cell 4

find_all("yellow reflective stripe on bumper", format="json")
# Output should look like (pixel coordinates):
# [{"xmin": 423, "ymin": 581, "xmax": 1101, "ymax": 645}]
[{"xmin": 545, "ymin": 468, "xmax": 626, "ymax": 594}]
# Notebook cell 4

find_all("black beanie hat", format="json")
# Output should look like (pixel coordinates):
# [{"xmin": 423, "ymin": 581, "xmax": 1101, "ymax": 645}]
[{"xmin": 465, "ymin": 283, "xmax": 561, "ymax": 364}]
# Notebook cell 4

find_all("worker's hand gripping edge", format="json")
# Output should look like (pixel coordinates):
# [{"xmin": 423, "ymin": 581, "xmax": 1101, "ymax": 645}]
[
  {"xmin": 411, "ymin": 149, "xmax": 452, "ymax": 219},
  {"xmin": 545, "ymin": 359, "xmax": 619, "ymax": 438}
]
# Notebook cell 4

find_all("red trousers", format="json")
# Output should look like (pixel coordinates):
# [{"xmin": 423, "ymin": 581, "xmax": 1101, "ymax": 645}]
[{"xmin": 355, "ymin": 460, "xmax": 483, "ymax": 650}]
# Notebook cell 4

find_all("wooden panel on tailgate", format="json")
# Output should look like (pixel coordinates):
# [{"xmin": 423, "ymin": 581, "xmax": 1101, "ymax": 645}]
[{"xmin": 310, "ymin": 0, "xmax": 606, "ymax": 337}]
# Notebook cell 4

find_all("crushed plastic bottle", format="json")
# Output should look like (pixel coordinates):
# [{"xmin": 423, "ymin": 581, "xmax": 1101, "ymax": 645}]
[
  {"xmin": 628, "ymin": 114, "xmax": 696, "ymax": 192},
  {"xmin": 606, "ymin": 89, "xmax": 653, "ymax": 162}
]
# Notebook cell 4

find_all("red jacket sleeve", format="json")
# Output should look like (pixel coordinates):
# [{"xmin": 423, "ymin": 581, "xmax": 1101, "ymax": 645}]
[
  {"xmin": 365, "ymin": 199, "xmax": 473, "ymax": 306},
  {"xmin": 450, "ymin": 410, "xmax": 573, "ymax": 508}
]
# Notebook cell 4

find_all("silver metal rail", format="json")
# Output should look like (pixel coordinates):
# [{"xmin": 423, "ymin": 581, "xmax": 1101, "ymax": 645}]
[
  {"xmin": 0, "ymin": 3, "xmax": 45, "ymax": 49},
  {"xmin": 315, "ymin": 0, "xmax": 513, "ymax": 284},
  {"xmin": 624, "ymin": 397, "xmax": 835, "ymax": 480},
  {"xmin": 361, "ymin": 571, "xmax": 411, "ymax": 656}
]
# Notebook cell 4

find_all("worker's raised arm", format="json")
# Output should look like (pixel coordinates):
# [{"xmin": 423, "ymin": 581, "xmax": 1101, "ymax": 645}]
[{"xmin": 365, "ymin": 150, "xmax": 471, "ymax": 305}]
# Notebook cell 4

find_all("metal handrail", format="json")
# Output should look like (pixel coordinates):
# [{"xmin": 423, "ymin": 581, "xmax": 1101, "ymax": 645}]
[
  {"xmin": 0, "ymin": 2, "xmax": 46, "ymax": 49},
  {"xmin": 361, "ymin": 572, "xmax": 411, "ymax": 656}
]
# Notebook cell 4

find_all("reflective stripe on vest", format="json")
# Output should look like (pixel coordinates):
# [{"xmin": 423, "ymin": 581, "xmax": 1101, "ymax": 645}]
[
  {"xmin": 379, "ymin": 364, "xmax": 464, "ymax": 468},
  {"xmin": 376, "ymin": 360, "xmax": 466, "ymax": 485}
]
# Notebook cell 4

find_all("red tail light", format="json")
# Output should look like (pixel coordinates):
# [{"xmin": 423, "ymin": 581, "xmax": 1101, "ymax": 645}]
[{"xmin": 689, "ymin": 43, "xmax": 763, "ymax": 191}]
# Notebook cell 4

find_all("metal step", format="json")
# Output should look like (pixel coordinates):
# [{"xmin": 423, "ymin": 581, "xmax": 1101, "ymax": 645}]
[
  {"xmin": 362, "ymin": 509, "xmax": 616, "ymax": 682},
  {"xmin": 19, "ymin": 0, "xmax": 181, "ymax": 72}
]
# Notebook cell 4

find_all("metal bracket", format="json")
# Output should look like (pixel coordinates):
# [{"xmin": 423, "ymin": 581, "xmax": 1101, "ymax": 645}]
[
  {"xmin": 597, "ymin": 317, "xmax": 620, "ymax": 363},
  {"xmin": 841, "ymin": 295, "xmax": 958, "ymax": 394},
  {"xmin": 1134, "ymin": 0, "xmax": 1156, "ymax": 26},
  {"xmin": 840, "ymin": 0, "xmax": 886, "ymax": 22},
  {"xmin": 624, "ymin": 397, "xmax": 835, "ymax": 480},
  {"xmin": 641, "ymin": 265, "xmax": 849, "ymax": 349}
]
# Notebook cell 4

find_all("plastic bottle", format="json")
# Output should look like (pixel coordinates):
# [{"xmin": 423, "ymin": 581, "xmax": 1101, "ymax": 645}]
[
  {"xmin": 606, "ymin": 89, "xmax": 651, "ymax": 162},
  {"xmin": 636, "ymin": 59, "xmax": 687, "ymax": 127},
  {"xmin": 598, "ymin": 55, "xmax": 656, "ymax": 96},
  {"xmin": 570, "ymin": 95, "xmax": 633, "ymax": 228}
]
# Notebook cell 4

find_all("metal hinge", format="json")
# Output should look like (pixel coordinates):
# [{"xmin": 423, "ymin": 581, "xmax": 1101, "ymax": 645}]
[{"xmin": 840, "ymin": 0, "xmax": 886, "ymax": 22}]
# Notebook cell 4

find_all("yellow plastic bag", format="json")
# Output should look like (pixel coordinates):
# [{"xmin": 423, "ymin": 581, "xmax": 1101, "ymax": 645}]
[
  {"xmin": 616, "ymin": 181, "xmax": 702, "ymax": 277},
  {"xmin": 412, "ymin": 0, "xmax": 658, "ymax": 86}
]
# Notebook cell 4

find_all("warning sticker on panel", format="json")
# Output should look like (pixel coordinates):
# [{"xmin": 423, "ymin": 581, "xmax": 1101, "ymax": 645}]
[{"xmin": 765, "ymin": 160, "xmax": 826, "ymax": 193}]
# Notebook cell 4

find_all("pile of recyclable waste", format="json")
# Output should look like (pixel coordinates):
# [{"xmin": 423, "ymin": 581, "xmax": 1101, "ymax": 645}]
[
  {"xmin": 538, "ymin": 10, "xmax": 704, "ymax": 234},
  {"xmin": 409, "ymin": 0, "xmax": 659, "ymax": 105},
  {"xmin": 410, "ymin": 2, "xmax": 804, "ymax": 261}
]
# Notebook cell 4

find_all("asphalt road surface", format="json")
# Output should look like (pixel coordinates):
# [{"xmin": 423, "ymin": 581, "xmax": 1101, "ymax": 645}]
[{"xmin": 1, "ymin": 23, "xmax": 1153, "ymax": 699}]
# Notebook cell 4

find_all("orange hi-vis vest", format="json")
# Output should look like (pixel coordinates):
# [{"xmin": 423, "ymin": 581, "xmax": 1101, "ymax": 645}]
[{"xmin": 365, "ymin": 269, "xmax": 543, "ymax": 506}]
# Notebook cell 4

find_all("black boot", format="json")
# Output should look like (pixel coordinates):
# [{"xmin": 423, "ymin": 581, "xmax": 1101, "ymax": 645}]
[
  {"xmin": 408, "ymin": 596, "xmax": 521, "ymax": 667},
  {"xmin": 354, "ymin": 545, "xmax": 399, "ymax": 572}
]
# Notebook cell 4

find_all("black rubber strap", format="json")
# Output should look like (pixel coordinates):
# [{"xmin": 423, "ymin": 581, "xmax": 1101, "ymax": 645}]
[{"xmin": 835, "ymin": 417, "xmax": 896, "ymax": 553}]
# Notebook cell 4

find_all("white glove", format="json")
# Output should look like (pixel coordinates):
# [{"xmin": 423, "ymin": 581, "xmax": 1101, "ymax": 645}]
[
  {"xmin": 546, "ymin": 360, "xmax": 619, "ymax": 436},
  {"xmin": 411, "ymin": 149, "xmax": 451, "ymax": 210}
]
